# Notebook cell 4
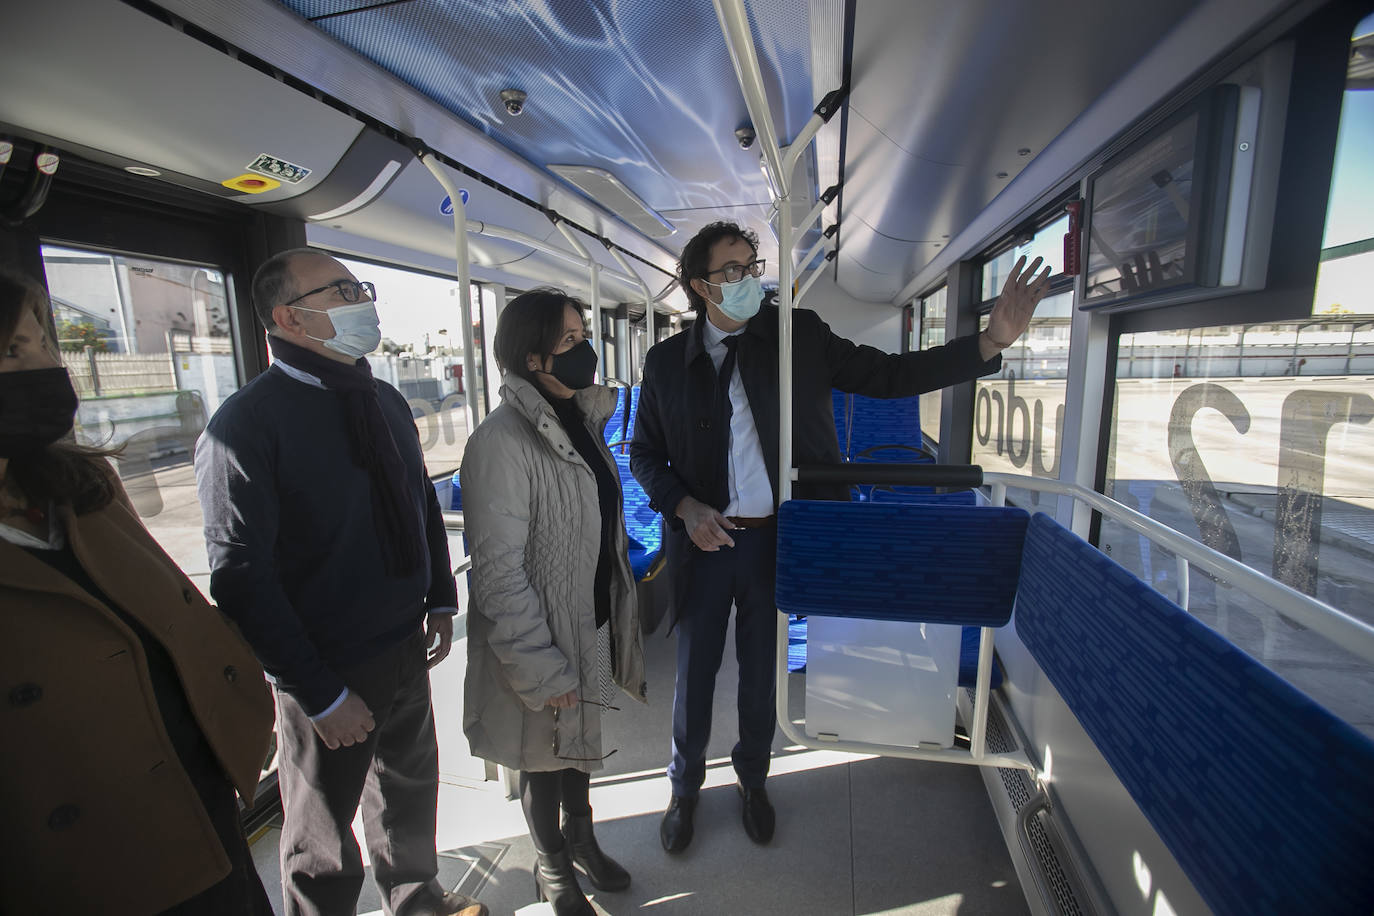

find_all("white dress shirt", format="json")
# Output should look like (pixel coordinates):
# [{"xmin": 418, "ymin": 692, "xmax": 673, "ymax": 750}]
[{"xmin": 701, "ymin": 316, "xmax": 775, "ymax": 518}]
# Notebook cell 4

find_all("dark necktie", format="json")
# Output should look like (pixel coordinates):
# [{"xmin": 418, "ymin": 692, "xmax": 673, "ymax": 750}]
[
  {"xmin": 717, "ymin": 334, "xmax": 739, "ymax": 418},
  {"xmin": 714, "ymin": 335, "xmax": 739, "ymax": 505}
]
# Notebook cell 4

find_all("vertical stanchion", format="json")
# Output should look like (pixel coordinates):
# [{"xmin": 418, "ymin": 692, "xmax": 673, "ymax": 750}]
[{"xmin": 418, "ymin": 153, "xmax": 480, "ymax": 435}]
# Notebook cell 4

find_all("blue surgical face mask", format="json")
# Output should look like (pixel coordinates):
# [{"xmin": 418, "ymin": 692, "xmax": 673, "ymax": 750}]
[
  {"xmin": 294, "ymin": 301, "xmax": 383, "ymax": 359},
  {"xmin": 705, "ymin": 274, "xmax": 764, "ymax": 322}
]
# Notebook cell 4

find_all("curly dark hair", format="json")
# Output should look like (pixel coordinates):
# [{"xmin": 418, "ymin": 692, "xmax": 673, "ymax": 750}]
[
  {"xmin": 0, "ymin": 268, "xmax": 120, "ymax": 514},
  {"xmin": 677, "ymin": 221, "xmax": 759, "ymax": 315},
  {"xmin": 492, "ymin": 287, "xmax": 590, "ymax": 387}
]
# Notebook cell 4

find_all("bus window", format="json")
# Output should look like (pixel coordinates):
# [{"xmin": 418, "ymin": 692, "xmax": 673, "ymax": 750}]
[
  {"xmin": 42, "ymin": 244, "xmax": 241, "ymax": 599},
  {"xmin": 916, "ymin": 286, "xmax": 946, "ymax": 447},
  {"xmin": 333, "ymin": 256, "xmax": 479, "ymax": 475},
  {"xmin": 971, "ymin": 286, "xmax": 1073, "ymax": 513},
  {"xmin": 980, "ymin": 217, "xmax": 1066, "ymax": 305},
  {"xmin": 1100, "ymin": 73, "xmax": 1374, "ymax": 735}
]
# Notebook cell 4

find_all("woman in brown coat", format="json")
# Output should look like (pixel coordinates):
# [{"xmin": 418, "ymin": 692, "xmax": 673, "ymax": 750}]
[{"xmin": 0, "ymin": 268, "xmax": 276, "ymax": 914}]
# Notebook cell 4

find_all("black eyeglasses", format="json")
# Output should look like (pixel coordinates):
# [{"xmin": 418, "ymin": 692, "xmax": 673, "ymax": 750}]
[
  {"xmin": 283, "ymin": 279, "xmax": 376, "ymax": 308},
  {"xmin": 703, "ymin": 259, "xmax": 766, "ymax": 284},
  {"xmin": 552, "ymin": 701, "xmax": 620, "ymax": 762}
]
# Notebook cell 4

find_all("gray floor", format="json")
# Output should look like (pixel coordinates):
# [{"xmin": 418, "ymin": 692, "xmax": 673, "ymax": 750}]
[{"xmin": 250, "ymin": 612, "xmax": 1028, "ymax": 916}]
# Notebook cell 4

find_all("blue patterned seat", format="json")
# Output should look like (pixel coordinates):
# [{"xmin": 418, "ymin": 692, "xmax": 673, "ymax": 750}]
[
  {"xmin": 779, "ymin": 490, "xmax": 995, "ymax": 682},
  {"xmin": 1015, "ymin": 512, "xmax": 1374, "ymax": 916},
  {"xmin": 775, "ymin": 500, "xmax": 1028, "ymax": 627},
  {"xmin": 449, "ymin": 468, "xmax": 463, "ymax": 511},
  {"xmin": 603, "ymin": 387, "xmax": 662, "ymax": 581},
  {"xmin": 832, "ymin": 389, "xmax": 851, "ymax": 459}
]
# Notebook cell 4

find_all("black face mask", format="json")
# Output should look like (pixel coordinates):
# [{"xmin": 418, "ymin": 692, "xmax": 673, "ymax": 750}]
[
  {"xmin": 541, "ymin": 339, "xmax": 598, "ymax": 391},
  {"xmin": 0, "ymin": 367, "xmax": 79, "ymax": 458}
]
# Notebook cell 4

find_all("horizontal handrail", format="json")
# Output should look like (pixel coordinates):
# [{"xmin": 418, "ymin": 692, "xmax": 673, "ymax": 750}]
[
  {"xmin": 792, "ymin": 252, "xmax": 834, "ymax": 310},
  {"xmin": 464, "ymin": 218, "xmax": 641, "ymax": 290},
  {"xmin": 984, "ymin": 473, "xmax": 1374, "ymax": 665},
  {"xmin": 793, "ymin": 463, "xmax": 983, "ymax": 488}
]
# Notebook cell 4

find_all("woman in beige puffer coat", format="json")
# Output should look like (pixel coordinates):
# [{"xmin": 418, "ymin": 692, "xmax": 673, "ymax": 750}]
[{"xmin": 462, "ymin": 289, "xmax": 645, "ymax": 916}]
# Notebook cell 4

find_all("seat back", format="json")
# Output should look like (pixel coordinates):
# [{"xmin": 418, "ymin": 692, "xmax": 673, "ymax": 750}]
[
  {"xmin": 832, "ymin": 389, "xmax": 850, "ymax": 459},
  {"xmin": 775, "ymin": 500, "xmax": 1028, "ymax": 626},
  {"xmin": 1014, "ymin": 512, "xmax": 1374, "ymax": 916},
  {"xmin": 847, "ymin": 393, "xmax": 929, "ymax": 463}
]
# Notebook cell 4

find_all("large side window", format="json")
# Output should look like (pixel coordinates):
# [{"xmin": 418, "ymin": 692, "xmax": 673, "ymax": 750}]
[
  {"xmin": 971, "ymin": 213, "xmax": 1074, "ymax": 513},
  {"xmin": 1099, "ymin": 61, "xmax": 1374, "ymax": 733},
  {"xmin": 916, "ymin": 286, "xmax": 946, "ymax": 447},
  {"xmin": 42, "ymin": 244, "xmax": 242, "ymax": 592},
  {"xmin": 334, "ymin": 256, "xmax": 477, "ymax": 475}
]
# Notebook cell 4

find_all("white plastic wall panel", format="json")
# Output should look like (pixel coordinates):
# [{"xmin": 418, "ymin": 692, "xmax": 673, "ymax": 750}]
[
  {"xmin": 893, "ymin": 0, "xmax": 1311, "ymax": 304},
  {"xmin": 806, "ymin": 617, "xmax": 961, "ymax": 748},
  {"xmin": 158, "ymin": 0, "xmax": 705, "ymax": 278},
  {"xmin": 839, "ymin": 0, "xmax": 1205, "ymax": 303},
  {"xmin": 997, "ymin": 621, "xmax": 1211, "ymax": 915},
  {"xmin": 0, "ymin": 0, "xmax": 363, "ymax": 204}
]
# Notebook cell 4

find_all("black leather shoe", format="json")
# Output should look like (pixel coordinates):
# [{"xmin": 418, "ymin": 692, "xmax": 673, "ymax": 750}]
[
  {"xmin": 534, "ymin": 845, "xmax": 594, "ymax": 916},
  {"xmin": 659, "ymin": 795, "xmax": 697, "ymax": 854},
  {"xmin": 563, "ymin": 810, "xmax": 631, "ymax": 891},
  {"xmin": 739, "ymin": 784, "xmax": 775, "ymax": 844}
]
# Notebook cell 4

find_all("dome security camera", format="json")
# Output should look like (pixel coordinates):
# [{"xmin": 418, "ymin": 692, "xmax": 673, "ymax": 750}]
[
  {"xmin": 735, "ymin": 126, "xmax": 757, "ymax": 150},
  {"xmin": 500, "ymin": 89, "xmax": 527, "ymax": 116}
]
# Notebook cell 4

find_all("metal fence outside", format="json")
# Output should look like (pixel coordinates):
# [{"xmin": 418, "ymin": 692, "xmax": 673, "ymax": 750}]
[{"xmin": 63, "ymin": 349, "xmax": 176, "ymax": 396}]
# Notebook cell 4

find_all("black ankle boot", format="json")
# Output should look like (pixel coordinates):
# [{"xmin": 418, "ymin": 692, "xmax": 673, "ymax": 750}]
[
  {"xmin": 562, "ymin": 811, "xmax": 631, "ymax": 891},
  {"xmin": 534, "ymin": 844, "xmax": 594, "ymax": 916}
]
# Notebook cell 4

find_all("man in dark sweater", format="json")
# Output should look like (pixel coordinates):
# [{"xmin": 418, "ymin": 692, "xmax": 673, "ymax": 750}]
[
  {"xmin": 194, "ymin": 249, "xmax": 486, "ymax": 916},
  {"xmin": 630, "ymin": 222, "xmax": 1050, "ymax": 854}
]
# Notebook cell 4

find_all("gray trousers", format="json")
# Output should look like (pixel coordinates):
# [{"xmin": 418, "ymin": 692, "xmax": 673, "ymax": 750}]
[{"xmin": 276, "ymin": 630, "xmax": 441, "ymax": 916}]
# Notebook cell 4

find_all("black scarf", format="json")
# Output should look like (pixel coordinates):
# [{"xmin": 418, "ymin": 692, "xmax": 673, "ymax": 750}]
[{"xmin": 268, "ymin": 336, "xmax": 424, "ymax": 576}]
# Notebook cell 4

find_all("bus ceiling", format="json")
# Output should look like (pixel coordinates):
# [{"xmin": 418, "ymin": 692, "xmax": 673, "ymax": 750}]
[{"xmin": 0, "ymin": 0, "xmax": 1353, "ymax": 310}]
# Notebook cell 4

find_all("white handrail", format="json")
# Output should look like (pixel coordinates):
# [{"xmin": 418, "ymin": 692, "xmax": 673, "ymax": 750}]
[
  {"xmin": 792, "ymin": 260, "xmax": 829, "ymax": 310},
  {"xmin": 794, "ymin": 232, "xmax": 830, "ymax": 276},
  {"xmin": 794, "ymin": 196, "xmax": 830, "ymax": 244},
  {"xmin": 714, "ymin": 0, "xmax": 787, "ymax": 197},
  {"xmin": 983, "ymin": 473, "xmax": 1374, "ymax": 664},
  {"xmin": 418, "ymin": 152, "xmax": 480, "ymax": 436},
  {"xmin": 774, "ymin": 470, "xmax": 1374, "ymax": 771},
  {"xmin": 606, "ymin": 244, "xmax": 656, "ymax": 375},
  {"xmin": 553, "ymin": 221, "xmax": 603, "ymax": 379},
  {"xmin": 781, "ymin": 113, "xmax": 827, "ymax": 181}
]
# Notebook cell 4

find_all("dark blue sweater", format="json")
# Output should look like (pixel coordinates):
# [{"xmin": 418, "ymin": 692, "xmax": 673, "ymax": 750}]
[{"xmin": 194, "ymin": 364, "xmax": 456, "ymax": 715}]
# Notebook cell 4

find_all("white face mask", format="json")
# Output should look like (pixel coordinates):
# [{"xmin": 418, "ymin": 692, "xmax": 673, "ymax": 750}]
[{"xmin": 294, "ymin": 301, "xmax": 383, "ymax": 358}]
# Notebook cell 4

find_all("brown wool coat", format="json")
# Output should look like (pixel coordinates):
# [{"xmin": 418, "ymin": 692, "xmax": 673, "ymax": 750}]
[{"xmin": 0, "ymin": 498, "xmax": 275, "ymax": 915}]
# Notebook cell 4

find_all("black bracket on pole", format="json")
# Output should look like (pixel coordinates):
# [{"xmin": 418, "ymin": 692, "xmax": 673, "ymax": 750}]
[{"xmin": 813, "ymin": 85, "xmax": 849, "ymax": 122}]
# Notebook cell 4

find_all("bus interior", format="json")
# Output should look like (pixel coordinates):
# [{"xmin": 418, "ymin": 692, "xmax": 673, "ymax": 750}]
[{"xmin": 2, "ymin": 0, "xmax": 1372, "ymax": 914}]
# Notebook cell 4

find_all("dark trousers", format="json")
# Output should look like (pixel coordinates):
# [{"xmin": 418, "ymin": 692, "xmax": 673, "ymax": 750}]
[
  {"xmin": 668, "ymin": 526, "xmax": 778, "ymax": 797},
  {"xmin": 276, "ymin": 631, "xmax": 440, "ymax": 916}
]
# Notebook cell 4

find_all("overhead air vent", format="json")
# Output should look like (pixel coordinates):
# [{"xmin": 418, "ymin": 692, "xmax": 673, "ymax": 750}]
[{"xmin": 548, "ymin": 164, "xmax": 675, "ymax": 238}]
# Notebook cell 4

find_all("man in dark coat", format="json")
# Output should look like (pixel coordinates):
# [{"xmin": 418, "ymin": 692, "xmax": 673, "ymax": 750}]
[
  {"xmin": 630, "ymin": 221, "xmax": 1049, "ymax": 853},
  {"xmin": 195, "ymin": 249, "xmax": 486, "ymax": 916}
]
